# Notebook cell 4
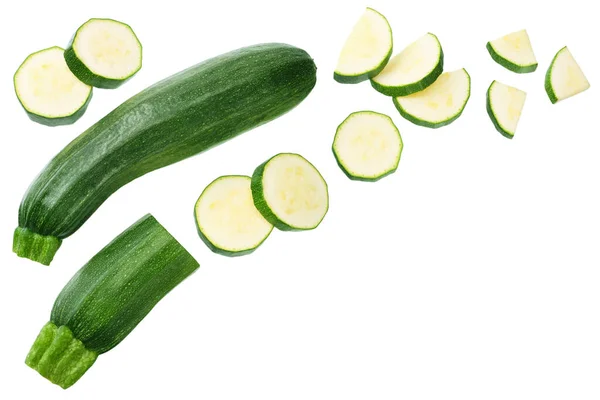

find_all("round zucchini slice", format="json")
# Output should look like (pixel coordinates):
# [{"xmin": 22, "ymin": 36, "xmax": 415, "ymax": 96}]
[
  {"xmin": 333, "ymin": 111, "xmax": 403, "ymax": 181},
  {"xmin": 334, "ymin": 7, "xmax": 393, "ymax": 84},
  {"xmin": 14, "ymin": 46, "xmax": 93, "ymax": 126},
  {"xmin": 486, "ymin": 29, "xmax": 538, "ymax": 73},
  {"xmin": 370, "ymin": 33, "xmax": 443, "ymax": 97},
  {"xmin": 486, "ymin": 81, "xmax": 527, "ymax": 139},
  {"xmin": 251, "ymin": 154, "xmax": 329, "ymax": 231},
  {"xmin": 65, "ymin": 18, "xmax": 143, "ymax": 89},
  {"xmin": 393, "ymin": 69, "xmax": 471, "ymax": 128},
  {"xmin": 545, "ymin": 46, "xmax": 590, "ymax": 104},
  {"xmin": 195, "ymin": 175, "xmax": 273, "ymax": 256}
]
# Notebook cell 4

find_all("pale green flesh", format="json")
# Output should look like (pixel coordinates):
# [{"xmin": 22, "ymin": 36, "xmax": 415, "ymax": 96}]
[
  {"xmin": 333, "ymin": 111, "xmax": 402, "ymax": 180},
  {"xmin": 371, "ymin": 33, "xmax": 442, "ymax": 91},
  {"xmin": 394, "ymin": 69, "xmax": 470, "ymax": 127},
  {"xmin": 195, "ymin": 176, "xmax": 273, "ymax": 254},
  {"xmin": 262, "ymin": 154, "xmax": 329, "ymax": 230},
  {"xmin": 334, "ymin": 8, "xmax": 392, "ymax": 79},
  {"xmin": 488, "ymin": 29, "xmax": 537, "ymax": 70},
  {"xmin": 488, "ymin": 81, "xmax": 527, "ymax": 137},
  {"xmin": 547, "ymin": 47, "xmax": 590, "ymax": 102},
  {"xmin": 73, "ymin": 19, "xmax": 142, "ymax": 80},
  {"xmin": 14, "ymin": 47, "xmax": 92, "ymax": 118}
]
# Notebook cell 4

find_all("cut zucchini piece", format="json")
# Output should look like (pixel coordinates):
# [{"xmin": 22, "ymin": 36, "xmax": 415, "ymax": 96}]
[
  {"xmin": 486, "ymin": 29, "xmax": 538, "ymax": 73},
  {"xmin": 545, "ymin": 47, "xmax": 590, "ymax": 104},
  {"xmin": 486, "ymin": 81, "xmax": 527, "ymax": 139},
  {"xmin": 371, "ymin": 33, "xmax": 443, "ymax": 96},
  {"xmin": 65, "ymin": 18, "xmax": 142, "ymax": 89},
  {"xmin": 251, "ymin": 153, "xmax": 329, "ymax": 231},
  {"xmin": 393, "ymin": 69, "xmax": 470, "ymax": 128},
  {"xmin": 334, "ymin": 8, "xmax": 393, "ymax": 84},
  {"xmin": 14, "ymin": 46, "xmax": 92, "ymax": 126},
  {"xmin": 194, "ymin": 176, "xmax": 273, "ymax": 256},
  {"xmin": 333, "ymin": 111, "xmax": 402, "ymax": 181}
]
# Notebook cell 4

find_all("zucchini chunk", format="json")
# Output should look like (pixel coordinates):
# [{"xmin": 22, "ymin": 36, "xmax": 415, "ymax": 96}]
[
  {"xmin": 334, "ymin": 8, "xmax": 393, "ymax": 83},
  {"xmin": 371, "ymin": 33, "xmax": 443, "ymax": 96},
  {"xmin": 13, "ymin": 46, "xmax": 92, "ymax": 126},
  {"xmin": 251, "ymin": 153, "xmax": 329, "ymax": 231},
  {"xmin": 25, "ymin": 215, "xmax": 199, "ymax": 389},
  {"xmin": 195, "ymin": 175, "xmax": 273, "ymax": 256},
  {"xmin": 393, "ymin": 69, "xmax": 471, "ymax": 128},
  {"xmin": 333, "ymin": 111, "xmax": 403, "ymax": 181},
  {"xmin": 64, "ymin": 18, "xmax": 142, "ymax": 88},
  {"xmin": 486, "ymin": 29, "xmax": 538, "ymax": 73},
  {"xmin": 545, "ymin": 46, "xmax": 590, "ymax": 104},
  {"xmin": 486, "ymin": 81, "xmax": 527, "ymax": 139}
]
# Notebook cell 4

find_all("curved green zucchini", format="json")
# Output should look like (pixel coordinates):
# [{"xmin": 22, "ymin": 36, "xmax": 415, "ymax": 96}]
[
  {"xmin": 25, "ymin": 214, "xmax": 199, "ymax": 389},
  {"xmin": 14, "ymin": 43, "xmax": 317, "ymax": 265}
]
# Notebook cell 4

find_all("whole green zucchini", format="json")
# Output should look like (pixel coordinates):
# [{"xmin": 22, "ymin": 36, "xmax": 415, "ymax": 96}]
[
  {"xmin": 25, "ymin": 214, "xmax": 199, "ymax": 388},
  {"xmin": 14, "ymin": 43, "xmax": 317, "ymax": 265}
]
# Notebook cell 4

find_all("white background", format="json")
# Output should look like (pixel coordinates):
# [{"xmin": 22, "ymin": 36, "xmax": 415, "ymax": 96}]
[{"xmin": 0, "ymin": 0, "xmax": 598, "ymax": 398}]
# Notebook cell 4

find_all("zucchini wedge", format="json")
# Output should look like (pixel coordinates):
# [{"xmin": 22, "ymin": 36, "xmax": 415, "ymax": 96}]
[
  {"xmin": 64, "ymin": 18, "xmax": 142, "ymax": 89},
  {"xmin": 333, "ymin": 111, "xmax": 403, "ymax": 181},
  {"xmin": 251, "ymin": 153, "xmax": 329, "ymax": 231},
  {"xmin": 545, "ymin": 46, "xmax": 590, "ymax": 104},
  {"xmin": 195, "ymin": 175, "xmax": 273, "ymax": 256},
  {"xmin": 334, "ymin": 8, "xmax": 393, "ymax": 84},
  {"xmin": 13, "ymin": 46, "xmax": 92, "ymax": 126},
  {"xmin": 486, "ymin": 29, "xmax": 538, "ymax": 73},
  {"xmin": 486, "ymin": 81, "xmax": 527, "ymax": 139},
  {"xmin": 25, "ymin": 214, "xmax": 199, "ymax": 389},
  {"xmin": 393, "ymin": 69, "xmax": 471, "ymax": 128},
  {"xmin": 14, "ymin": 43, "xmax": 316, "ymax": 266},
  {"xmin": 371, "ymin": 33, "xmax": 443, "ymax": 96}
]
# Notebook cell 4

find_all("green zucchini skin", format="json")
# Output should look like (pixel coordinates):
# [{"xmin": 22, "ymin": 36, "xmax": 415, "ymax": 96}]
[
  {"xmin": 18, "ymin": 91, "xmax": 93, "ymax": 127},
  {"xmin": 64, "ymin": 18, "xmax": 142, "ymax": 89},
  {"xmin": 15, "ymin": 43, "xmax": 317, "ymax": 265},
  {"xmin": 333, "ymin": 51, "xmax": 391, "ymax": 84},
  {"xmin": 26, "ymin": 214, "xmax": 199, "ymax": 388},
  {"xmin": 486, "ymin": 83, "xmax": 513, "ymax": 139},
  {"xmin": 250, "ymin": 153, "xmax": 328, "ymax": 231},
  {"xmin": 544, "ymin": 47, "xmax": 563, "ymax": 104},
  {"xmin": 486, "ymin": 42, "xmax": 538, "ymax": 74},
  {"xmin": 392, "ymin": 70, "xmax": 471, "ymax": 129},
  {"xmin": 370, "ymin": 42, "xmax": 444, "ymax": 97}
]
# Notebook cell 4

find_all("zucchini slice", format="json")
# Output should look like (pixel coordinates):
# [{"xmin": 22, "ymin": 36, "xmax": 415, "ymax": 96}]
[
  {"xmin": 195, "ymin": 176, "xmax": 273, "ymax": 256},
  {"xmin": 393, "ymin": 69, "xmax": 471, "ymax": 128},
  {"xmin": 333, "ymin": 111, "xmax": 403, "ymax": 181},
  {"xmin": 370, "ymin": 33, "xmax": 443, "ymax": 96},
  {"xmin": 25, "ymin": 214, "xmax": 199, "ymax": 388},
  {"xmin": 545, "ymin": 46, "xmax": 590, "ymax": 104},
  {"xmin": 251, "ymin": 153, "xmax": 329, "ymax": 231},
  {"xmin": 13, "ymin": 47, "xmax": 92, "ymax": 126},
  {"xmin": 486, "ymin": 81, "xmax": 527, "ymax": 139},
  {"xmin": 65, "ymin": 18, "xmax": 142, "ymax": 89},
  {"xmin": 486, "ymin": 29, "xmax": 538, "ymax": 73},
  {"xmin": 334, "ymin": 8, "xmax": 393, "ymax": 84}
]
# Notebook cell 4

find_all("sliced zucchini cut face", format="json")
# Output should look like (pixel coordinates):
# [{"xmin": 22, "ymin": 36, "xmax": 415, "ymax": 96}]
[
  {"xmin": 334, "ymin": 8, "xmax": 393, "ymax": 83},
  {"xmin": 14, "ymin": 47, "xmax": 92, "ymax": 126},
  {"xmin": 67, "ymin": 18, "xmax": 142, "ymax": 88},
  {"xmin": 487, "ymin": 81, "xmax": 527, "ymax": 139},
  {"xmin": 371, "ymin": 33, "xmax": 443, "ymax": 96},
  {"xmin": 487, "ymin": 29, "xmax": 537, "ymax": 73},
  {"xmin": 393, "ymin": 69, "xmax": 471, "ymax": 128},
  {"xmin": 545, "ymin": 47, "xmax": 590, "ymax": 104},
  {"xmin": 252, "ymin": 154, "xmax": 329, "ymax": 231},
  {"xmin": 333, "ymin": 111, "xmax": 402, "ymax": 181},
  {"xmin": 195, "ymin": 176, "xmax": 273, "ymax": 256}
]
